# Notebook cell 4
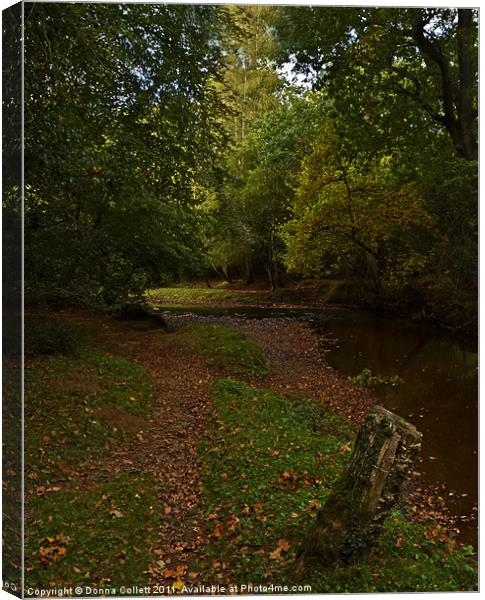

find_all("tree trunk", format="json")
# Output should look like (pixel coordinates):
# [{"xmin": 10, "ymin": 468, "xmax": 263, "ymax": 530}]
[
  {"xmin": 366, "ymin": 251, "xmax": 381, "ymax": 298},
  {"xmin": 412, "ymin": 10, "xmax": 477, "ymax": 161},
  {"xmin": 295, "ymin": 405, "xmax": 422, "ymax": 572},
  {"xmin": 266, "ymin": 261, "xmax": 276, "ymax": 291},
  {"xmin": 221, "ymin": 264, "xmax": 232, "ymax": 284},
  {"xmin": 457, "ymin": 9, "xmax": 477, "ymax": 162},
  {"xmin": 243, "ymin": 256, "xmax": 254, "ymax": 285}
]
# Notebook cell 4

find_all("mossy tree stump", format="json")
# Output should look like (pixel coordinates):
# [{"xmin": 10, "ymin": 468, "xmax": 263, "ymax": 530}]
[{"xmin": 296, "ymin": 405, "xmax": 422, "ymax": 571}]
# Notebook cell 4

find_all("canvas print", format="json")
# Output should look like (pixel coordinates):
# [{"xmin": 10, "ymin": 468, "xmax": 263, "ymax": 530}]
[{"xmin": 2, "ymin": 1, "xmax": 478, "ymax": 596}]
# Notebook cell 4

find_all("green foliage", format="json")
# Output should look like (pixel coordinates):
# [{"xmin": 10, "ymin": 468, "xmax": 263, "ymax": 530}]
[
  {"xmin": 24, "ymin": 3, "xmax": 229, "ymax": 308},
  {"xmin": 178, "ymin": 324, "xmax": 269, "ymax": 378},
  {"xmin": 218, "ymin": 5, "xmax": 282, "ymax": 145},
  {"xmin": 275, "ymin": 8, "xmax": 478, "ymax": 162},
  {"xmin": 284, "ymin": 123, "xmax": 436, "ymax": 290},
  {"xmin": 197, "ymin": 378, "xmax": 477, "ymax": 592},
  {"xmin": 348, "ymin": 368, "xmax": 403, "ymax": 387},
  {"xmin": 416, "ymin": 152, "xmax": 478, "ymax": 290},
  {"xmin": 25, "ymin": 473, "xmax": 160, "ymax": 588},
  {"xmin": 25, "ymin": 314, "xmax": 86, "ymax": 356},
  {"xmin": 206, "ymin": 94, "xmax": 320, "ymax": 287},
  {"xmin": 20, "ymin": 3, "xmax": 477, "ymax": 328}
]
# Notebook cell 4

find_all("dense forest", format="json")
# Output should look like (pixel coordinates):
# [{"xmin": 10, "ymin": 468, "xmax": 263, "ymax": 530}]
[
  {"xmin": 23, "ymin": 4, "xmax": 477, "ymax": 331},
  {"xmin": 3, "ymin": 4, "xmax": 478, "ymax": 594}
]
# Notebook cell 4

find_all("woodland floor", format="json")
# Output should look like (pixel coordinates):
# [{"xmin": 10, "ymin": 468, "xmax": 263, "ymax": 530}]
[
  {"xmin": 54, "ymin": 309, "xmax": 373, "ymax": 585},
  {"xmin": 21, "ymin": 306, "xmax": 478, "ymax": 593}
]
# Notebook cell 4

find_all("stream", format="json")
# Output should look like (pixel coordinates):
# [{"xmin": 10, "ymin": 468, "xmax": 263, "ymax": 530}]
[
  {"xmin": 313, "ymin": 310, "xmax": 478, "ymax": 548},
  {"xmin": 158, "ymin": 304, "xmax": 478, "ymax": 546}
]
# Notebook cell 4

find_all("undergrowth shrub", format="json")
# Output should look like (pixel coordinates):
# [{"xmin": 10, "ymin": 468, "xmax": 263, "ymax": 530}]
[{"xmin": 25, "ymin": 315, "xmax": 85, "ymax": 356}]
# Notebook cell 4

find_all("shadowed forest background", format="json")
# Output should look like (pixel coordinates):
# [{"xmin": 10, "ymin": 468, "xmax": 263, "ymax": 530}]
[{"xmin": 23, "ymin": 3, "xmax": 477, "ymax": 332}]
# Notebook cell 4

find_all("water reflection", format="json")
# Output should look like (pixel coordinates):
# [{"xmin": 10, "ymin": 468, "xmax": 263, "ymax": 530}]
[{"xmin": 314, "ymin": 311, "xmax": 478, "ymax": 546}]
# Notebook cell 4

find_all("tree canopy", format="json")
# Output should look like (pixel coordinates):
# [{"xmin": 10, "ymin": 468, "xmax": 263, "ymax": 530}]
[
  {"xmin": 21, "ymin": 4, "xmax": 477, "ymax": 324},
  {"xmin": 25, "ymin": 2, "xmax": 228, "ymax": 308}
]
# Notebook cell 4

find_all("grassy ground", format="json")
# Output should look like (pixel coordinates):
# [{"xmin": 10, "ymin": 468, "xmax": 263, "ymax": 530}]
[
  {"xmin": 23, "ymin": 315, "xmax": 477, "ymax": 592},
  {"xmin": 147, "ymin": 282, "xmax": 346, "ymax": 308},
  {"xmin": 25, "ymin": 473, "xmax": 160, "ymax": 588},
  {"xmin": 196, "ymin": 379, "xmax": 477, "ymax": 592},
  {"xmin": 24, "ymin": 341, "xmax": 160, "ymax": 588},
  {"xmin": 148, "ymin": 286, "xmax": 260, "ymax": 305},
  {"xmin": 175, "ymin": 324, "xmax": 269, "ymax": 378},
  {"xmin": 25, "ymin": 348, "xmax": 155, "ymax": 485}
]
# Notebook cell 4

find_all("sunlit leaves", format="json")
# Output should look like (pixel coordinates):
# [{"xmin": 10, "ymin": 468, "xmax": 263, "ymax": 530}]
[{"xmin": 284, "ymin": 124, "xmax": 435, "ymax": 286}]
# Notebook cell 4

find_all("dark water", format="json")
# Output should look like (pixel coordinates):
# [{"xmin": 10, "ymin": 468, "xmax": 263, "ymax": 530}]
[
  {"xmin": 313, "ymin": 311, "xmax": 478, "ymax": 546},
  {"xmin": 158, "ymin": 304, "xmax": 478, "ymax": 545}
]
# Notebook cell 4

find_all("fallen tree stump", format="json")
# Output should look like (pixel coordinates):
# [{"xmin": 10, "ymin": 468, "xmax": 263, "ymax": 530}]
[{"xmin": 296, "ymin": 405, "xmax": 422, "ymax": 572}]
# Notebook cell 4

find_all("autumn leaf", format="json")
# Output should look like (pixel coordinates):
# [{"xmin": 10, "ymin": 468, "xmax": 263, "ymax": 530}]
[
  {"xmin": 59, "ymin": 465, "xmax": 75, "ymax": 474},
  {"xmin": 163, "ymin": 569, "xmax": 179, "ymax": 579},
  {"xmin": 212, "ymin": 522, "xmax": 223, "ymax": 538},
  {"xmin": 305, "ymin": 499, "xmax": 321, "ymax": 512},
  {"xmin": 39, "ymin": 544, "xmax": 67, "ymax": 565},
  {"xmin": 277, "ymin": 538, "xmax": 290, "ymax": 552},
  {"xmin": 269, "ymin": 547, "xmax": 282, "ymax": 560}
]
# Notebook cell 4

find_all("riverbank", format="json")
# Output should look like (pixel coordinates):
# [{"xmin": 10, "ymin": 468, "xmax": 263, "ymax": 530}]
[
  {"xmin": 22, "ymin": 308, "xmax": 477, "ymax": 592},
  {"xmin": 147, "ymin": 279, "xmax": 477, "ymax": 339}
]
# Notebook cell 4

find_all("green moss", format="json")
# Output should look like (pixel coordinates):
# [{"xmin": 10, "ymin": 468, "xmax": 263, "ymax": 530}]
[
  {"xmin": 177, "ymin": 324, "xmax": 269, "ymax": 378},
  {"xmin": 25, "ymin": 473, "xmax": 160, "ymax": 589}
]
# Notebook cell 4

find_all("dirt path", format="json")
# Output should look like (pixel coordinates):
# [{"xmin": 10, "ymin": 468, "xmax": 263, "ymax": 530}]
[
  {"xmin": 58, "ymin": 307, "xmax": 450, "ymax": 586},
  {"xmin": 61, "ymin": 310, "xmax": 215, "ymax": 585},
  {"xmin": 163, "ymin": 313, "xmax": 375, "ymax": 422}
]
